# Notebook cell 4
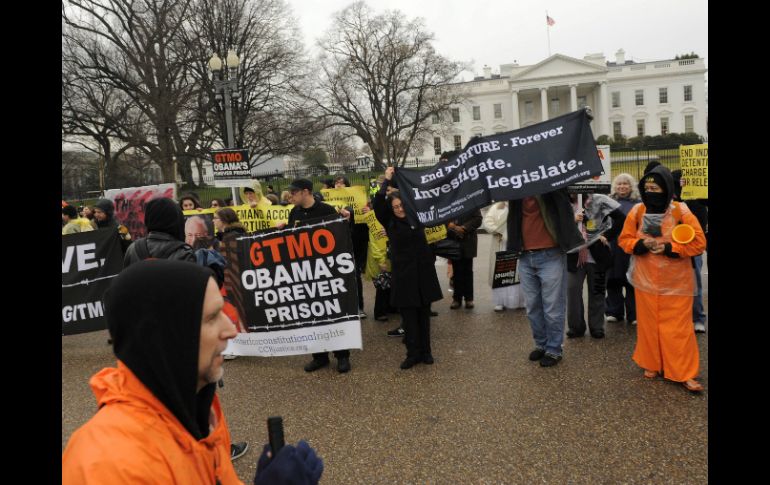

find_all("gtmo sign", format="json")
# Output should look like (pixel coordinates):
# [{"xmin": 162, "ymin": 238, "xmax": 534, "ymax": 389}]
[{"xmin": 211, "ymin": 148, "xmax": 252, "ymax": 188}]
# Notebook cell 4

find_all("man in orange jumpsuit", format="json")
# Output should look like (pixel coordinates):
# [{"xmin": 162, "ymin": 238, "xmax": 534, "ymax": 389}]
[{"xmin": 618, "ymin": 165, "xmax": 706, "ymax": 392}]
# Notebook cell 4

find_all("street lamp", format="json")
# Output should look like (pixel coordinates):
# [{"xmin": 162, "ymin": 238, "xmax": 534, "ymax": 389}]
[{"xmin": 209, "ymin": 48, "xmax": 242, "ymax": 204}]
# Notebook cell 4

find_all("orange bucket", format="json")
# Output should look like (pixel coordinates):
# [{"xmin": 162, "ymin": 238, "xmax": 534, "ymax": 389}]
[{"xmin": 672, "ymin": 224, "xmax": 695, "ymax": 244}]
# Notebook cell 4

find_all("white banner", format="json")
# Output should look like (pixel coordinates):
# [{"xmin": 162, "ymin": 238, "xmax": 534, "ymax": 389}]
[{"xmin": 223, "ymin": 320, "xmax": 362, "ymax": 357}]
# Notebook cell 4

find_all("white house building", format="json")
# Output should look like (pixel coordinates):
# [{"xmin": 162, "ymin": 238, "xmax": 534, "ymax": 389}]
[{"xmin": 423, "ymin": 49, "xmax": 707, "ymax": 156}]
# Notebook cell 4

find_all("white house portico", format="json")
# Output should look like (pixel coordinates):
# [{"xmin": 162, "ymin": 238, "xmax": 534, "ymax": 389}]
[{"xmin": 424, "ymin": 50, "xmax": 707, "ymax": 157}]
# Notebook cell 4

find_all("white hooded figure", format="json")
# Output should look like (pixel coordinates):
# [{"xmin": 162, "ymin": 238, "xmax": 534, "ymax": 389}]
[{"xmin": 482, "ymin": 202, "xmax": 526, "ymax": 312}]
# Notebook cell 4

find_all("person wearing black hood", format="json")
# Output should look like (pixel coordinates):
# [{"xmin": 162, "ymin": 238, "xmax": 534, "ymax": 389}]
[
  {"xmin": 92, "ymin": 198, "xmax": 132, "ymax": 253},
  {"xmin": 123, "ymin": 197, "xmax": 196, "ymax": 266},
  {"xmin": 62, "ymin": 261, "xmax": 324, "ymax": 484},
  {"xmin": 618, "ymin": 165, "xmax": 706, "ymax": 393}
]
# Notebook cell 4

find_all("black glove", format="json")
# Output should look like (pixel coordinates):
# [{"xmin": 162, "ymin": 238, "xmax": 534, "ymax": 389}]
[{"xmin": 254, "ymin": 440, "xmax": 323, "ymax": 485}]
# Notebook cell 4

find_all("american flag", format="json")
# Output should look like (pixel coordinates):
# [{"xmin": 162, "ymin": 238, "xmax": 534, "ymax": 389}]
[{"xmin": 546, "ymin": 15, "xmax": 555, "ymax": 26}]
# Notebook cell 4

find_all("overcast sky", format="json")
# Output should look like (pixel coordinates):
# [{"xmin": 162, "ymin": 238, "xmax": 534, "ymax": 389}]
[{"xmin": 286, "ymin": 0, "xmax": 708, "ymax": 80}]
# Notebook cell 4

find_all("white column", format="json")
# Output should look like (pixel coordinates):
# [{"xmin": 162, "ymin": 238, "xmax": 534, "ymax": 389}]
[
  {"xmin": 570, "ymin": 84, "xmax": 578, "ymax": 112},
  {"xmin": 510, "ymin": 90, "xmax": 520, "ymax": 129},
  {"xmin": 540, "ymin": 87, "xmax": 549, "ymax": 121},
  {"xmin": 598, "ymin": 81, "xmax": 610, "ymax": 136}
]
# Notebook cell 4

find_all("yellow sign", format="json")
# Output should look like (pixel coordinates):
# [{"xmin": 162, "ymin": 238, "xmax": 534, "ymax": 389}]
[
  {"xmin": 321, "ymin": 186, "xmax": 369, "ymax": 223},
  {"xmin": 362, "ymin": 209, "xmax": 447, "ymax": 246},
  {"xmin": 680, "ymin": 143, "xmax": 708, "ymax": 199},
  {"xmin": 231, "ymin": 204, "xmax": 294, "ymax": 232},
  {"xmin": 424, "ymin": 224, "xmax": 448, "ymax": 244}
]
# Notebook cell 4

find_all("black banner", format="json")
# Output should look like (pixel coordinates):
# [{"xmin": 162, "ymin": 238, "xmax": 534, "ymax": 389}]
[
  {"xmin": 234, "ymin": 216, "xmax": 359, "ymax": 331},
  {"xmin": 394, "ymin": 109, "xmax": 603, "ymax": 226},
  {"xmin": 211, "ymin": 148, "xmax": 251, "ymax": 187},
  {"xmin": 492, "ymin": 250, "xmax": 520, "ymax": 289},
  {"xmin": 62, "ymin": 229, "xmax": 124, "ymax": 335}
]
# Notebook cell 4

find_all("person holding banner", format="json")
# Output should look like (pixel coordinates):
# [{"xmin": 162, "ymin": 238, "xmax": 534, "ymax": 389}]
[
  {"xmin": 606, "ymin": 173, "xmax": 641, "ymax": 325},
  {"xmin": 282, "ymin": 178, "xmax": 355, "ymax": 374},
  {"xmin": 334, "ymin": 176, "xmax": 370, "ymax": 319},
  {"xmin": 618, "ymin": 166, "xmax": 706, "ymax": 393},
  {"xmin": 374, "ymin": 167, "xmax": 443, "ymax": 369},
  {"xmin": 447, "ymin": 210, "xmax": 482, "ymax": 310},
  {"xmin": 506, "ymin": 191, "xmax": 584, "ymax": 367},
  {"xmin": 241, "ymin": 180, "xmax": 272, "ymax": 207},
  {"xmin": 180, "ymin": 193, "xmax": 202, "ymax": 211},
  {"xmin": 62, "ymin": 261, "xmax": 324, "ymax": 484},
  {"xmin": 93, "ymin": 199, "xmax": 133, "ymax": 254},
  {"xmin": 62, "ymin": 205, "xmax": 95, "ymax": 235}
]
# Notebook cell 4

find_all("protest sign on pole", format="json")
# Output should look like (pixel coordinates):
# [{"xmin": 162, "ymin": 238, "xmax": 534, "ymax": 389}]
[
  {"xmin": 62, "ymin": 229, "xmax": 124, "ymax": 335},
  {"xmin": 393, "ymin": 109, "xmax": 603, "ymax": 227},
  {"xmin": 320, "ymin": 186, "xmax": 369, "ymax": 223},
  {"xmin": 223, "ymin": 216, "xmax": 362, "ymax": 357},
  {"xmin": 211, "ymin": 149, "xmax": 252, "ymax": 188},
  {"xmin": 680, "ymin": 143, "xmax": 708, "ymax": 199},
  {"xmin": 105, "ymin": 183, "xmax": 177, "ymax": 240}
]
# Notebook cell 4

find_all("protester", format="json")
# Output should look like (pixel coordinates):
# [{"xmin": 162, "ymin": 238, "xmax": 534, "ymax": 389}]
[
  {"xmin": 123, "ymin": 197, "xmax": 196, "ymax": 266},
  {"xmin": 506, "ymin": 190, "xmax": 584, "ymax": 367},
  {"xmin": 82, "ymin": 205, "xmax": 95, "ymax": 222},
  {"xmin": 214, "ymin": 207, "xmax": 248, "ymax": 242},
  {"xmin": 92, "ymin": 198, "xmax": 132, "ymax": 253},
  {"xmin": 566, "ymin": 193, "xmax": 626, "ymax": 339},
  {"xmin": 482, "ymin": 201, "xmax": 526, "ymax": 312},
  {"xmin": 180, "ymin": 194, "xmax": 202, "ymax": 211},
  {"xmin": 266, "ymin": 193, "xmax": 280, "ymax": 205},
  {"xmin": 374, "ymin": 167, "xmax": 443, "ymax": 369},
  {"xmin": 618, "ymin": 165, "xmax": 706, "ymax": 392},
  {"xmin": 62, "ymin": 260, "xmax": 324, "ymax": 484},
  {"xmin": 279, "ymin": 190, "xmax": 291, "ymax": 206},
  {"xmin": 241, "ymin": 180, "xmax": 272, "ymax": 207},
  {"xmin": 334, "ymin": 176, "xmax": 370, "ymax": 318},
  {"xmin": 282, "ymin": 178, "xmax": 354, "ymax": 373},
  {"xmin": 185, "ymin": 215, "xmax": 211, "ymax": 247},
  {"xmin": 210, "ymin": 198, "xmax": 226, "ymax": 209},
  {"xmin": 606, "ymin": 173, "xmax": 641, "ymax": 325},
  {"xmin": 62, "ymin": 205, "xmax": 94, "ymax": 235},
  {"xmin": 447, "ymin": 210, "xmax": 482, "ymax": 310}
]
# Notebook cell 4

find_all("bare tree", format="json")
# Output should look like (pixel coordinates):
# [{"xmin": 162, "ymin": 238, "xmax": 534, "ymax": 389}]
[
  {"xmin": 185, "ymin": 0, "xmax": 321, "ymax": 171},
  {"xmin": 322, "ymin": 128, "xmax": 358, "ymax": 170},
  {"xmin": 308, "ymin": 2, "xmax": 468, "ymax": 169}
]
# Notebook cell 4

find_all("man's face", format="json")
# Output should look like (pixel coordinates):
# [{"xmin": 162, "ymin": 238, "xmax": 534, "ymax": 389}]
[
  {"xmin": 334, "ymin": 179, "xmax": 346, "ymax": 188},
  {"xmin": 93, "ymin": 208, "xmax": 108, "ymax": 222},
  {"xmin": 288, "ymin": 188, "xmax": 311, "ymax": 207},
  {"xmin": 198, "ymin": 278, "xmax": 237, "ymax": 391},
  {"xmin": 185, "ymin": 217, "xmax": 209, "ymax": 246},
  {"xmin": 181, "ymin": 199, "xmax": 196, "ymax": 211}
]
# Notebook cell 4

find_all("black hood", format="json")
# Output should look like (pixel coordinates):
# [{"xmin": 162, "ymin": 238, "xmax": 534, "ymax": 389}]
[
  {"xmin": 105, "ymin": 260, "xmax": 216, "ymax": 440},
  {"xmin": 639, "ymin": 165, "xmax": 674, "ymax": 212},
  {"xmin": 144, "ymin": 197, "xmax": 186, "ymax": 241},
  {"xmin": 93, "ymin": 199, "xmax": 116, "ymax": 228}
]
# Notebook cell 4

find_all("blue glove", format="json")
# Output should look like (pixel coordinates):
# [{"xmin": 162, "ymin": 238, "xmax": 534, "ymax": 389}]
[{"xmin": 253, "ymin": 440, "xmax": 324, "ymax": 485}]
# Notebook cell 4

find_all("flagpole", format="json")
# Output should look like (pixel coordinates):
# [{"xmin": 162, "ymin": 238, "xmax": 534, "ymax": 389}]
[{"xmin": 546, "ymin": 11, "xmax": 551, "ymax": 56}]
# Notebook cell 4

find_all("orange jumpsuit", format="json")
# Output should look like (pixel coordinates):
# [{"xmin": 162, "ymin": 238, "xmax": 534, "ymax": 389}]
[{"xmin": 618, "ymin": 202, "xmax": 706, "ymax": 382}]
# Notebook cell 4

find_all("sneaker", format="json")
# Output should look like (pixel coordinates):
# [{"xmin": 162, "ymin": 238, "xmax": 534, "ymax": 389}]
[
  {"xmin": 359, "ymin": 311, "xmax": 367, "ymax": 319},
  {"xmin": 231, "ymin": 442, "xmax": 249, "ymax": 461},
  {"xmin": 400, "ymin": 357, "xmax": 421, "ymax": 369},
  {"xmin": 539, "ymin": 353, "xmax": 562, "ymax": 367},
  {"xmin": 223, "ymin": 354, "xmax": 238, "ymax": 360},
  {"xmin": 387, "ymin": 327, "xmax": 405, "ymax": 337},
  {"xmin": 422, "ymin": 354, "xmax": 434, "ymax": 364},
  {"xmin": 606, "ymin": 316, "xmax": 619, "ymax": 322},
  {"xmin": 694, "ymin": 322, "xmax": 706, "ymax": 333},
  {"xmin": 336, "ymin": 357, "xmax": 351, "ymax": 373},
  {"xmin": 465, "ymin": 301, "xmax": 475, "ymax": 309},
  {"xmin": 566, "ymin": 330, "xmax": 585, "ymax": 339},
  {"xmin": 450, "ymin": 300, "xmax": 461, "ymax": 309},
  {"xmin": 528, "ymin": 348, "xmax": 546, "ymax": 361},
  {"xmin": 493, "ymin": 305, "xmax": 505, "ymax": 312},
  {"xmin": 590, "ymin": 330, "xmax": 605, "ymax": 339},
  {"xmin": 303, "ymin": 358, "xmax": 329, "ymax": 372},
  {"xmin": 631, "ymin": 320, "xmax": 637, "ymax": 325}
]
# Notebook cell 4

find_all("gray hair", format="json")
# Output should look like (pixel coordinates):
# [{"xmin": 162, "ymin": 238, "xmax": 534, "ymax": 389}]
[{"xmin": 611, "ymin": 173, "xmax": 640, "ymax": 200}]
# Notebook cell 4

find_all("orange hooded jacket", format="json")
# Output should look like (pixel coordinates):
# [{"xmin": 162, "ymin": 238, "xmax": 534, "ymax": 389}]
[{"xmin": 62, "ymin": 362, "xmax": 244, "ymax": 485}]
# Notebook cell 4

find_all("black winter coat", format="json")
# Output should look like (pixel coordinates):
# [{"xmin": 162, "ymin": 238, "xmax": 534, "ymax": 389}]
[
  {"xmin": 373, "ymin": 182, "xmax": 443, "ymax": 308},
  {"xmin": 447, "ymin": 210, "xmax": 483, "ymax": 259},
  {"xmin": 123, "ymin": 232, "xmax": 196, "ymax": 267}
]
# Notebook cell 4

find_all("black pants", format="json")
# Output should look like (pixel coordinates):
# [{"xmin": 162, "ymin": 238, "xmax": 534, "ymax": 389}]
[
  {"xmin": 451, "ymin": 257, "xmax": 475, "ymax": 302},
  {"xmin": 355, "ymin": 269, "xmax": 364, "ymax": 311},
  {"xmin": 606, "ymin": 276, "xmax": 636, "ymax": 321},
  {"xmin": 374, "ymin": 287, "xmax": 397, "ymax": 318},
  {"xmin": 312, "ymin": 350, "xmax": 350, "ymax": 363},
  {"xmin": 400, "ymin": 306, "xmax": 431, "ymax": 359}
]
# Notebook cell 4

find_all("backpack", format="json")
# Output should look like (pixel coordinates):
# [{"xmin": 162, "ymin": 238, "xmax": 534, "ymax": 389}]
[{"xmin": 133, "ymin": 238, "xmax": 190, "ymax": 261}]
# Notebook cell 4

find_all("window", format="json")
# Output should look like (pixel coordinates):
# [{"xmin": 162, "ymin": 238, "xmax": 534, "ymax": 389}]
[
  {"xmin": 550, "ymin": 98, "xmax": 560, "ymax": 116},
  {"xmin": 659, "ymin": 88, "xmax": 668, "ymax": 104},
  {"xmin": 684, "ymin": 85, "xmax": 693, "ymax": 102},
  {"xmin": 525, "ymin": 101, "xmax": 534, "ymax": 118},
  {"xmin": 472, "ymin": 106, "xmax": 480, "ymax": 121},
  {"xmin": 636, "ymin": 119, "xmax": 645, "ymax": 136},
  {"xmin": 684, "ymin": 115, "xmax": 694, "ymax": 133},
  {"xmin": 660, "ymin": 117, "xmax": 669, "ymax": 136},
  {"xmin": 493, "ymin": 103, "xmax": 502, "ymax": 119},
  {"xmin": 635, "ymin": 90, "xmax": 644, "ymax": 106},
  {"xmin": 432, "ymin": 114, "xmax": 440, "ymax": 124},
  {"xmin": 451, "ymin": 108, "xmax": 460, "ymax": 123},
  {"xmin": 454, "ymin": 135, "xmax": 462, "ymax": 150},
  {"xmin": 434, "ymin": 137, "xmax": 442, "ymax": 155},
  {"xmin": 611, "ymin": 92, "xmax": 620, "ymax": 108},
  {"xmin": 578, "ymin": 96, "xmax": 587, "ymax": 109},
  {"xmin": 613, "ymin": 121, "xmax": 622, "ymax": 140}
]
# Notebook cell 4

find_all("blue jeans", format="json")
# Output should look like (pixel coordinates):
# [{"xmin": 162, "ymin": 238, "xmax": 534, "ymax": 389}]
[
  {"xmin": 692, "ymin": 255, "xmax": 706, "ymax": 324},
  {"xmin": 518, "ymin": 248, "xmax": 567, "ymax": 356}
]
